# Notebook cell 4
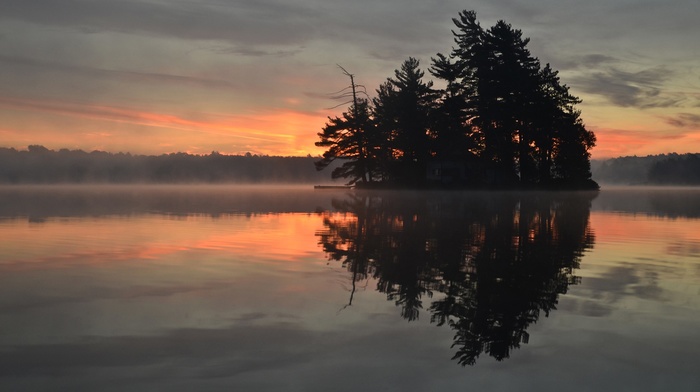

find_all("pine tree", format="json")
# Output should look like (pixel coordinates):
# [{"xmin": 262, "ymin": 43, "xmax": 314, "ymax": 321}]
[
  {"xmin": 429, "ymin": 53, "xmax": 477, "ymax": 161},
  {"xmin": 316, "ymin": 10, "xmax": 598, "ymax": 190},
  {"xmin": 373, "ymin": 57, "xmax": 436, "ymax": 185},
  {"xmin": 315, "ymin": 98, "xmax": 381, "ymax": 185}
]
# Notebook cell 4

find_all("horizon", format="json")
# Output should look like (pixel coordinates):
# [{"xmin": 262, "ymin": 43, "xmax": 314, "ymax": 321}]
[
  {"xmin": 1, "ymin": 1, "xmax": 698, "ymax": 159},
  {"xmin": 3, "ymin": 144, "xmax": 699, "ymax": 161}
]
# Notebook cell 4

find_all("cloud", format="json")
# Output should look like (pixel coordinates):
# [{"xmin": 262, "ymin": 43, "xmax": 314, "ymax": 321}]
[
  {"xmin": 0, "ymin": 0, "xmax": 461, "ymax": 65},
  {"xmin": 664, "ymin": 113, "xmax": 700, "ymax": 128},
  {"xmin": 0, "ymin": 55, "xmax": 239, "ymax": 89},
  {"xmin": 555, "ymin": 54, "xmax": 619, "ymax": 71},
  {"xmin": 0, "ymin": 96, "xmax": 292, "ymax": 140},
  {"xmin": 205, "ymin": 45, "xmax": 304, "ymax": 57},
  {"xmin": 0, "ymin": 0, "xmax": 320, "ymax": 47},
  {"xmin": 573, "ymin": 66, "xmax": 683, "ymax": 109},
  {"xmin": 1, "ymin": 0, "xmax": 699, "ymax": 158}
]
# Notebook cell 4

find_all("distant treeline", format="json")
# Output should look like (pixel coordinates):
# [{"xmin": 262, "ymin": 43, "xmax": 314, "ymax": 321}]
[
  {"xmin": 592, "ymin": 153, "xmax": 700, "ymax": 185},
  {"xmin": 0, "ymin": 146, "xmax": 338, "ymax": 184}
]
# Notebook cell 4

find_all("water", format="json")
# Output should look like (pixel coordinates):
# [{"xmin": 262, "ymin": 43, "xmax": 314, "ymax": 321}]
[{"xmin": 1, "ymin": 185, "xmax": 699, "ymax": 391}]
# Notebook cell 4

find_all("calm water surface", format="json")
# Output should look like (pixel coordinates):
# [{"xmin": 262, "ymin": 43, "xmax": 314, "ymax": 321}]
[{"xmin": 1, "ymin": 185, "xmax": 699, "ymax": 391}]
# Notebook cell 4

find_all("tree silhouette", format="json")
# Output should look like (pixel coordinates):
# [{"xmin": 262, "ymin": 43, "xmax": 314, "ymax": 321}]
[
  {"xmin": 446, "ymin": 10, "xmax": 596, "ymax": 188},
  {"xmin": 315, "ymin": 67, "xmax": 386, "ymax": 185},
  {"xmin": 315, "ymin": 98, "xmax": 382, "ymax": 185},
  {"xmin": 317, "ymin": 191, "xmax": 596, "ymax": 365},
  {"xmin": 373, "ymin": 57, "xmax": 437, "ymax": 186},
  {"xmin": 452, "ymin": 15, "xmax": 542, "ymax": 186},
  {"xmin": 316, "ymin": 10, "xmax": 598, "ymax": 190},
  {"xmin": 648, "ymin": 153, "xmax": 700, "ymax": 184},
  {"xmin": 429, "ymin": 53, "xmax": 478, "ymax": 163}
]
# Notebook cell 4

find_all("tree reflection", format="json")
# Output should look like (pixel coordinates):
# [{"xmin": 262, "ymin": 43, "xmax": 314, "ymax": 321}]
[{"xmin": 317, "ymin": 191, "xmax": 595, "ymax": 365}]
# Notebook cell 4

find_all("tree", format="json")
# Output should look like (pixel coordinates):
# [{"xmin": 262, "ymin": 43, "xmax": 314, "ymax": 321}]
[
  {"xmin": 449, "ymin": 11, "xmax": 544, "ymax": 186},
  {"xmin": 446, "ymin": 10, "xmax": 596, "ymax": 188},
  {"xmin": 429, "ymin": 53, "xmax": 478, "ymax": 161},
  {"xmin": 315, "ymin": 98, "xmax": 380, "ymax": 185},
  {"xmin": 373, "ymin": 57, "xmax": 436, "ymax": 185},
  {"xmin": 315, "ymin": 67, "xmax": 386, "ymax": 185},
  {"xmin": 552, "ymin": 113, "xmax": 597, "ymax": 187},
  {"xmin": 316, "ymin": 10, "xmax": 598, "ymax": 190}
]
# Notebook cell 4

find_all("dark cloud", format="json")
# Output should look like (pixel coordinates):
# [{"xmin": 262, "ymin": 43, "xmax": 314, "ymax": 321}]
[
  {"xmin": 0, "ymin": 0, "xmax": 320, "ymax": 46},
  {"xmin": 573, "ymin": 66, "xmax": 683, "ymax": 109},
  {"xmin": 474, "ymin": 0, "xmax": 544, "ymax": 24},
  {"xmin": 578, "ymin": 54, "xmax": 618, "ymax": 68},
  {"xmin": 555, "ymin": 54, "xmax": 619, "ymax": 71},
  {"xmin": 206, "ymin": 45, "xmax": 303, "ymax": 57},
  {"xmin": 664, "ymin": 113, "xmax": 700, "ymax": 128},
  {"xmin": 0, "ymin": 55, "xmax": 239, "ymax": 89},
  {"xmin": 0, "ymin": 0, "xmax": 459, "ymax": 65}
]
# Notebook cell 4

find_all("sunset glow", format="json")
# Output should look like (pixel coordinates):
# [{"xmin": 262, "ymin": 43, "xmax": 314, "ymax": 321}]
[{"xmin": 1, "ymin": 1, "xmax": 698, "ymax": 158}]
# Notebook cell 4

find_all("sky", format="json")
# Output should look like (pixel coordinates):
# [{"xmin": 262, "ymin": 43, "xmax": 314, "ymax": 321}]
[{"xmin": 1, "ymin": 0, "xmax": 699, "ymax": 158}]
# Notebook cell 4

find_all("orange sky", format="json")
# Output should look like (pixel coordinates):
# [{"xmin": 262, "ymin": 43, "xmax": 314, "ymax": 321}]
[{"xmin": 1, "ymin": 2, "xmax": 699, "ymax": 158}]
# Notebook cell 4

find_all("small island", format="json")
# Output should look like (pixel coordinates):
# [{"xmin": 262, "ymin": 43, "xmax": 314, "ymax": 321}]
[{"xmin": 315, "ymin": 10, "xmax": 598, "ymax": 191}]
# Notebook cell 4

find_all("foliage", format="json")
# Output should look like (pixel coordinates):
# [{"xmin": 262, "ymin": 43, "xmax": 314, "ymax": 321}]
[
  {"xmin": 373, "ymin": 57, "xmax": 437, "ymax": 185},
  {"xmin": 0, "ymin": 147, "xmax": 334, "ymax": 184},
  {"xmin": 648, "ymin": 153, "xmax": 700, "ymax": 184},
  {"xmin": 593, "ymin": 153, "xmax": 700, "ymax": 185},
  {"xmin": 315, "ymin": 10, "xmax": 597, "ymax": 190},
  {"xmin": 315, "ymin": 99, "xmax": 384, "ymax": 185}
]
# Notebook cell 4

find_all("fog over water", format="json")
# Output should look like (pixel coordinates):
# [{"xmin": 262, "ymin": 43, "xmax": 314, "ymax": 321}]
[
  {"xmin": 0, "ymin": 185, "xmax": 336, "ymax": 218},
  {"xmin": 1, "ymin": 184, "xmax": 699, "ymax": 219}
]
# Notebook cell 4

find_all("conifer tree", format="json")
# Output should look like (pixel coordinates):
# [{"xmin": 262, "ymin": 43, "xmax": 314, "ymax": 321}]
[
  {"xmin": 316, "ymin": 10, "xmax": 597, "ymax": 190},
  {"xmin": 429, "ymin": 53, "xmax": 477, "ymax": 161},
  {"xmin": 315, "ymin": 98, "xmax": 381, "ymax": 185},
  {"xmin": 373, "ymin": 57, "xmax": 436, "ymax": 185}
]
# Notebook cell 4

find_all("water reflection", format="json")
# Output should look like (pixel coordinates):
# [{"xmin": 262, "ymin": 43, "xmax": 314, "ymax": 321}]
[
  {"xmin": 318, "ymin": 191, "xmax": 596, "ymax": 365},
  {"xmin": 0, "ymin": 185, "xmax": 337, "ymax": 220},
  {"xmin": 593, "ymin": 186, "xmax": 700, "ymax": 218}
]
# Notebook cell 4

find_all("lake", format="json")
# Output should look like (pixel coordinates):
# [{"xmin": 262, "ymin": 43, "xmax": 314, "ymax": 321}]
[{"xmin": 1, "ymin": 185, "xmax": 699, "ymax": 391}]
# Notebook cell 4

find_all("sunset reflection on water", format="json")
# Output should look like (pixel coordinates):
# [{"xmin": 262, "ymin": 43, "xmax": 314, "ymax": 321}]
[{"xmin": 0, "ymin": 186, "xmax": 699, "ymax": 391}]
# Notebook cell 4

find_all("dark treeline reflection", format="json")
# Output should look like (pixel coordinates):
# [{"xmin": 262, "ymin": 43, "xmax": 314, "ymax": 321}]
[
  {"xmin": 0, "ymin": 185, "xmax": 337, "ymax": 220},
  {"xmin": 318, "ymin": 191, "xmax": 596, "ymax": 365}
]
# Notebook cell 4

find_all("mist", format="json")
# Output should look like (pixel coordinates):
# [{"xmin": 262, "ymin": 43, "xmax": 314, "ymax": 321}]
[
  {"xmin": 4, "ymin": 146, "xmax": 700, "ymax": 189},
  {"xmin": 0, "ymin": 146, "xmax": 342, "ymax": 185},
  {"xmin": 591, "ymin": 153, "xmax": 700, "ymax": 185},
  {"xmin": 0, "ymin": 184, "xmax": 347, "ymax": 220}
]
